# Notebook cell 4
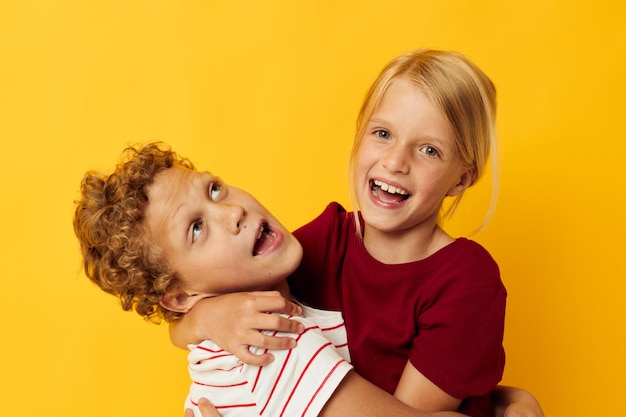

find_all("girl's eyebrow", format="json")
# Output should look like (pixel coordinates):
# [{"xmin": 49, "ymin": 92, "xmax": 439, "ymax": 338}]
[{"xmin": 367, "ymin": 116, "xmax": 388, "ymax": 124}]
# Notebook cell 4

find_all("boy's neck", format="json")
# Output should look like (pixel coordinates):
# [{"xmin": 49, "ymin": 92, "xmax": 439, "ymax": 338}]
[{"xmin": 270, "ymin": 280, "xmax": 293, "ymax": 301}]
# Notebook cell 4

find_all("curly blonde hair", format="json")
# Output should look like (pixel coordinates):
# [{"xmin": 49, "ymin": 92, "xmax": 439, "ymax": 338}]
[{"xmin": 73, "ymin": 142, "xmax": 194, "ymax": 322}]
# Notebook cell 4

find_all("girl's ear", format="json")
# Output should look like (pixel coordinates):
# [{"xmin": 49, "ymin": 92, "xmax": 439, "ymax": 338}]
[
  {"xmin": 447, "ymin": 168, "xmax": 475, "ymax": 197},
  {"xmin": 160, "ymin": 292, "xmax": 209, "ymax": 313}
]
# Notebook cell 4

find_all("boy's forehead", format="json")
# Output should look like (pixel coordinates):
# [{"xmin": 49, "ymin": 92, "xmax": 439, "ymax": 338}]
[
  {"xmin": 149, "ymin": 167, "xmax": 222, "ymax": 208},
  {"xmin": 147, "ymin": 167, "xmax": 191, "ymax": 209},
  {"xmin": 155, "ymin": 165, "xmax": 213, "ymax": 183}
]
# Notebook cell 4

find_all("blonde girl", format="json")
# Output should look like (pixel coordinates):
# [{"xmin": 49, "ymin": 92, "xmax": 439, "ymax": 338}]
[{"xmin": 172, "ymin": 50, "xmax": 542, "ymax": 417}]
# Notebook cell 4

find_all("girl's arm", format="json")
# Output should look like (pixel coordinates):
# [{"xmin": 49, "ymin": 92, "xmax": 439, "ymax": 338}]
[
  {"xmin": 394, "ymin": 363, "xmax": 544, "ymax": 417},
  {"xmin": 186, "ymin": 373, "xmax": 467, "ymax": 417},
  {"xmin": 185, "ymin": 380, "xmax": 543, "ymax": 417},
  {"xmin": 319, "ymin": 371, "xmax": 467, "ymax": 417},
  {"xmin": 394, "ymin": 361, "xmax": 461, "ymax": 412},
  {"xmin": 169, "ymin": 291, "xmax": 304, "ymax": 366}
]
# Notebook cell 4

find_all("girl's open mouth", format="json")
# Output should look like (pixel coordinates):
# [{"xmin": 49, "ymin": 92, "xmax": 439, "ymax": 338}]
[{"xmin": 370, "ymin": 179, "xmax": 411, "ymax": 204}]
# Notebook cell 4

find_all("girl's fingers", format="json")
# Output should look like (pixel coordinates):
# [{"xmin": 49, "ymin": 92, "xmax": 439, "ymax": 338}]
[{"xmin": 244, "ymin": 291, "xmax": 303, "ymax": 316}]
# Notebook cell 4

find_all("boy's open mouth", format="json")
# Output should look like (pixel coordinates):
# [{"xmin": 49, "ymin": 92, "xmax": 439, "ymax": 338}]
[
  {"xmin": 370, "ymin": 179, "xmax": 410, "ymax": 204},
  {"xmin": 253, "ymin": 223, "xmax": 277, "ymax": 256}
]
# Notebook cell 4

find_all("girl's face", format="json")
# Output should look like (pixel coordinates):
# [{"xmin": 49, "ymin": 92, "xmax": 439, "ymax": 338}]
[
  {"xmin": 145, "ymin": 164, "xmax": 302, "ymax": 311},
  {"xmin": 354, "ymin": 75, "xmax": 472, "ymax": 239}
]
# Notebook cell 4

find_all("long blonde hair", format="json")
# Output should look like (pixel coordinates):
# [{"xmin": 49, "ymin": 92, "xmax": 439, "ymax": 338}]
[{"xmin": 349, "ymin": 49, "xmax": 498, "ymax": 235}]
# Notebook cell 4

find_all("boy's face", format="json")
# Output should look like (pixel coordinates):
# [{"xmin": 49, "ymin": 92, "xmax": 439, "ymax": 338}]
[{"xmin": 145, "ymin": 164, "xmax": 302, "ymax": 312}]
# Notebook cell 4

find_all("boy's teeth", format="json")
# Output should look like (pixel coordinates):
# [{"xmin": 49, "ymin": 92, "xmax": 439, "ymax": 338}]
[{"xmin": 257, "ymin": 225, "xmax": 275, "ymax": 240}]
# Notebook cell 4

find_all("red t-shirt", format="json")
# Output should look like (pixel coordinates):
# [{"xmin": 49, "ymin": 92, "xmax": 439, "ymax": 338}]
[{"xmin": 288, "ymin": 203, "xmax": 506, "ymax": 417}]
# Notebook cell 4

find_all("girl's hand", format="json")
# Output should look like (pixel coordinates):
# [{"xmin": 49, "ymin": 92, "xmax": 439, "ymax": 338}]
[
  {"xmin": 493, "ymin": 386, "xmax": 544, "ymax": 417},
  {"xmin": 170, "ymin": 291, "xmax": 304, "ymax": 366}
]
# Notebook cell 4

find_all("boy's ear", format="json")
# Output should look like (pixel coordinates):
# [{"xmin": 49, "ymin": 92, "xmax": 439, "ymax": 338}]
[
  {"xmin": 160, "ymin": 292, "xmax": 209, "ymax": 314},
  {"xmin": 447, "ymin": 168, "xmax": 475, "ymax": 197}
]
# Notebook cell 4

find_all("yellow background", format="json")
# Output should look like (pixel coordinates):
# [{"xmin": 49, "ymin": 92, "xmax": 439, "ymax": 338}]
[{"xmin": 1, "ymin": 1, "xmax": 624, "ymax": 416}]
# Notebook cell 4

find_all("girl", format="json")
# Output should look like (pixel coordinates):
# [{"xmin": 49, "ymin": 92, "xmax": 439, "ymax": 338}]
[{"xmin": 172, "ymin": 50, "xmax": 542, "ymax": 417}]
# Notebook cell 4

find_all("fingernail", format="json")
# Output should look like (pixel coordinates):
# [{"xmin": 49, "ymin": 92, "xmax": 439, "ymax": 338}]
[{"xmin": 198, "ymin": 397, "xmax": 209, "ymax": 405}]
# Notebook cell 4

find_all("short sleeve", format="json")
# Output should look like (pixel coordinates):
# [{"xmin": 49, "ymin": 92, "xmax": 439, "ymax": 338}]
[
  {"xmin": 247, "ymin": 315, "xmax": 353, "ymax": 416},
  {"xmin": 409, "ymin": 243, "xmax": 506, "ymax": 398},
  {"xmin": 185, "ymin": 314, "xmax": 353, "ymax": 417}
]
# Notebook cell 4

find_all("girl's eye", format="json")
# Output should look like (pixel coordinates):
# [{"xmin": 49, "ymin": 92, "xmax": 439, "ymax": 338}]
[
  {"xmin": 191, "ymin": 220, "xmax": 204, "ymax": 243},
  {"xmin": 419, "ymin": 145, "xmax": 440, "ymax": 157},
  {"xmin": 209, "ymin": 182, "xmax": 222, "ymax": 201},
  {"xmin": 374, "ymin": 129, "xmax": 390, "ymax": 139}
]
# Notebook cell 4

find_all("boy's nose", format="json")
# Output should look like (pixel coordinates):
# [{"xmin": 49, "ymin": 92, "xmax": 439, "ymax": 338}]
[{"xmin": 212, "ymin": 204, "xmax": 247, "ymax": 234}]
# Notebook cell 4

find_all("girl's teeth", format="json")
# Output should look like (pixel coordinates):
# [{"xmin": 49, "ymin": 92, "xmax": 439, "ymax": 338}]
[{"xmin": 373, "ymin": 180, "xmax": 407, "ymax": 195}]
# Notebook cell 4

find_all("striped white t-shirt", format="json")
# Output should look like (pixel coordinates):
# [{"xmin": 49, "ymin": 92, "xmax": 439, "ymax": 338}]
[{"xmin": 185, "ymin": 304, "xmax": 352, "ymax": 417}]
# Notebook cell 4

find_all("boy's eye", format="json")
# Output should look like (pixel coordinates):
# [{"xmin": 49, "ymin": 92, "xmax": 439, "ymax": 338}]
[
  {"xmin": 374, "ymin": 129, "xmax": 390, "ymax": 139},
  {"xmin": 209, "ymin": 182, "xmax": 222, "ymax": 201},
  {"xmin": 192, "ymin": 220, "xmax": 204, "ymax": 243},
  {"xmin": 419, "ymin": 145, "xmax": 440, "ymax": 157}
]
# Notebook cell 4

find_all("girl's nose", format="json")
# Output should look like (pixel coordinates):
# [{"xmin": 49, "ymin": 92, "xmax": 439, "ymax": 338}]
[
  {"xmin": 212, "ymin": 204, "xmax": 247, "ymax": 234},
  {"xmin": 381, "ymin": 142, "xmax": 410, "ymax": 174}
]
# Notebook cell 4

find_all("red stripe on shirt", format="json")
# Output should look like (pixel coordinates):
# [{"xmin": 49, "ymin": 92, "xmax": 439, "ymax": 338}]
[
  {"xmin": 252, "ymin": 325, "xmax": 317, "ymax": 394},
  {"xmin": 258, "ymin": 346, "xmax": 295, "ymax": 414},
  {"xmin": 301, "ymin": 359, "xmax": 347, "ymax": 417},
  {"xmin": 194, "ymin": 352, "xmax": 234, "ymax": 365},
  {"xmin": 321, "ymin": 323, "xmax": 345, "ymax": 332},
  {"xmin": 191, "ymin": 399, "xmax": 256, "ymax": 409},
  {"xmin": 279, "ymin": 341, "xmax": 334, "ymax": 417},
  {"xmin": 193, "ymin": 380, "xmax": 248, "ymax": 388},
  {"xmin": 250, "ymin": 327, "xmax": 282, "ymax": 392},
  {"xmin": 196, "ymin": 345, "xmax": 225, "ymax": 353}
]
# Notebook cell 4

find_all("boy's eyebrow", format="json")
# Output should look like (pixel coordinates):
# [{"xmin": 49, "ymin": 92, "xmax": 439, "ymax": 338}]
[
  {"xmin": 160, "ymin": 179, "xmax": 190, "ymax": 247},
  {"xmin": 173, "ymin": 171, "xmax": 211, "ymax": 246},
  {"xmin": 171, "ymin": 204, "xmax": 186, "ymax": 226},
  {"xmin": 154, "ymin": 199, "xmax": 183, "ymax": 250},
  {"xmin": 200, "ymin": 171, "xmax": 220, "ymax": 186},
  {"xmin": 170, "ymin": 200, "xmax": 196, "ymax": 248}
]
